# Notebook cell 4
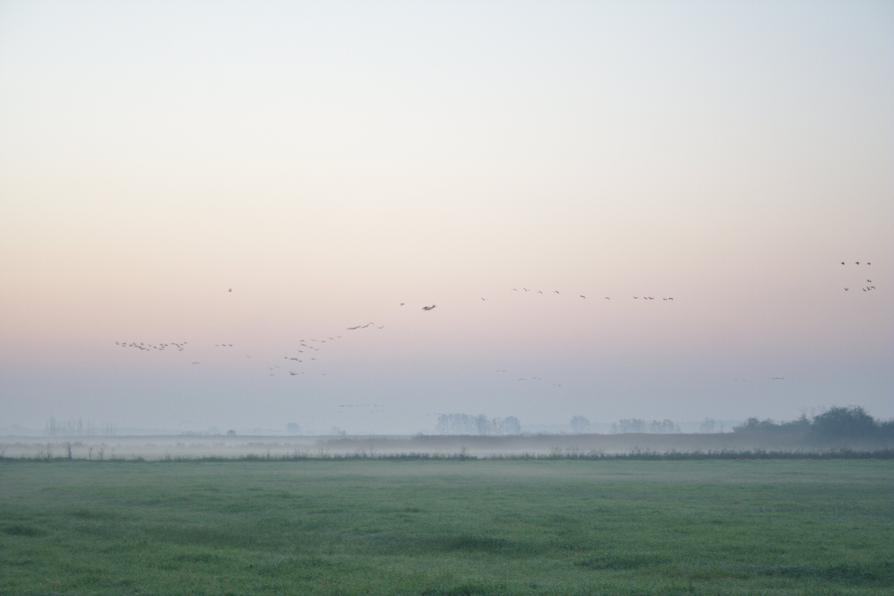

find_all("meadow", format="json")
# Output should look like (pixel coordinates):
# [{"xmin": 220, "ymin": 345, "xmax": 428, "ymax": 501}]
[{"xmin": 1, "ymin": 459, "xmax": 893, "ymax": 595}]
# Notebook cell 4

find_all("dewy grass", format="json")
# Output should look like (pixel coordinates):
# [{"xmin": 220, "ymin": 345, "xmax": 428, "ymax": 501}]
[{"xmin": 1, "ymin": 459, "xmax": 893, "ymax": 594}]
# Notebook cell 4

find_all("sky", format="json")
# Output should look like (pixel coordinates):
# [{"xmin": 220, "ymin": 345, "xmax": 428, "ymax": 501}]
[{"xmin": 1, "ymin": 0, "xmax": 892, "ymax": 434}]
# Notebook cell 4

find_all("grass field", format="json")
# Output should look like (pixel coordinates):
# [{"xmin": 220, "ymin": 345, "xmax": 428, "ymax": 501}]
[{"xmin": 1, "ymin": 460, "xmax": 892, "ymax": 594}]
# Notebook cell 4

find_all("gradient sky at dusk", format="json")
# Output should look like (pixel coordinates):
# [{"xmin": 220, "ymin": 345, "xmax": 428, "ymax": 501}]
[{"xmin": 1, "ymin": 0, "xmax": 892, "ymax": 433}]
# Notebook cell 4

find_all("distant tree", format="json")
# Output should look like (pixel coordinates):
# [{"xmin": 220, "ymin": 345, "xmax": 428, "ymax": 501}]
[
  {"xmin": 733, "ymin": 409, "xmax": 874, "ymax": 439},
  {"xmin": 285, "ymin": 422, "xmax": 301, "ymax": 435},
  {"xmin": 614, "ymin": 418, "xmax": 647, "ymax": 433},
  {"xmin": 734, "ymin": 417, "xmax": 779, "ymax": 432},
  {"xmin": 649, "ymin": 419, "xmax": 679, "ymax": 433},
  {"xmin": 436, "ymin": 413, "xmax": 521, "ymax": 435},
  {"xmin": 811, "ymin": 407, "xmax": 876, "ymax": 439},
  {"xmin": 475, "ymin": 415, "xmax": 490, "ymax": 436},
  {"xmin": 436, "ymin": 414, "xmax": 449, "ymax": 434},
  {"xmin": 226, "ymin": 429, "xmax": 236, "ymax": 437},
  {"xmin": 570, "ymin": 416, "xmax": 591, "ymax": 434},
  {"xmin": 779, "ymin": 415, "xmax": 811, "ymax": 432},
  {"xmin": 501, "ymin": 416, "xmax": 522, "ymax": 435}
]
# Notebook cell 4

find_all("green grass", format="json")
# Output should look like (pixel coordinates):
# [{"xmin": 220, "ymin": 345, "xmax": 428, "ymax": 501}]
[{"xmin": 1, "ymin": 460, "xmax": 892, "ymax": 594}]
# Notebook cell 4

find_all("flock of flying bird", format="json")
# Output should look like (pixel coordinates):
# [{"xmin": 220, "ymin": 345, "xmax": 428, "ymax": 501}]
[
  {"xmin": 505, "ymin": 288, "xmax": 676, "ymax": 301},
  {"xmin": 113, "ymin": 283, "xmax": 680, "ymax": 384},
  {"xmin": 115, "ymin": 261, "xmax": 879, "ymax": 387},
  {"xmin": 840, "ymin": 260, "xmax": 877, "ymax": 293},
  {"xmin": 115, "ymin": 341, "xmax": 188, "ymax": 352}
]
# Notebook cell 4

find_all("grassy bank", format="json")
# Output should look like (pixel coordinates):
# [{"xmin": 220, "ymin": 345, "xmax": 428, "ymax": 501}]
[{"xmin": 2, "ymin": 459, "xmax": 893, "ymax": 594}]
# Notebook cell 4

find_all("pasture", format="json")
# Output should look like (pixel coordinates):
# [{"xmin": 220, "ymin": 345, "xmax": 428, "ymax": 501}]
[{"xmin": 2, "ymin": 459, "xmax": 893, "ymax": 594}]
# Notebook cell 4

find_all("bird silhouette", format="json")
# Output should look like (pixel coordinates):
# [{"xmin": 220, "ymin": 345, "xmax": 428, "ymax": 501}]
[{"xmin": 422, "ymin": 304, "xmax": 437, "ymax": 311}]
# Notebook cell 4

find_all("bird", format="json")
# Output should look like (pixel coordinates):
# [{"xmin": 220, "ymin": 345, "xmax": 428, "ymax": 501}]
[
  {"xmin": 228, "ymin": 288, "xmax": 232, "ymax": 293},
  {"xmin": 579, "ymin": 294, "xmax": 587, "ymax": 299},
  {"xmin": 422, "ymin": 304, "xmax": 437, "ymax": 311},
  {"xmin": 771, "ymin": 376, "xmax": 785, "ymax": 381},
  {"xmin": 604, "ymin": 296, "xmax": 611, "ymax": 300},
  {"xmin": 481, "ymin": 297, "xmax": 486, "ymax": 301},
  {"xmin": 856, "ymin": 261, "xmax": 860, "ymax": 265},
  {"xmin": 844, "ymin": 288, "xmax": 849, "ymax": 292},
  {"xmin": 553, "ymin": 290, "xmax": 560, "ymax": 294}
]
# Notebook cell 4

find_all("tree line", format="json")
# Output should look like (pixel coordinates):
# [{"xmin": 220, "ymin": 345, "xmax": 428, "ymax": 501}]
[
  {"xmin": 734, "ymin": 406, "xmax": 894, "ymax": 440},
  {"xmin": 435, "ymin": 414, "xmax": 522, "ymax": 435}
]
